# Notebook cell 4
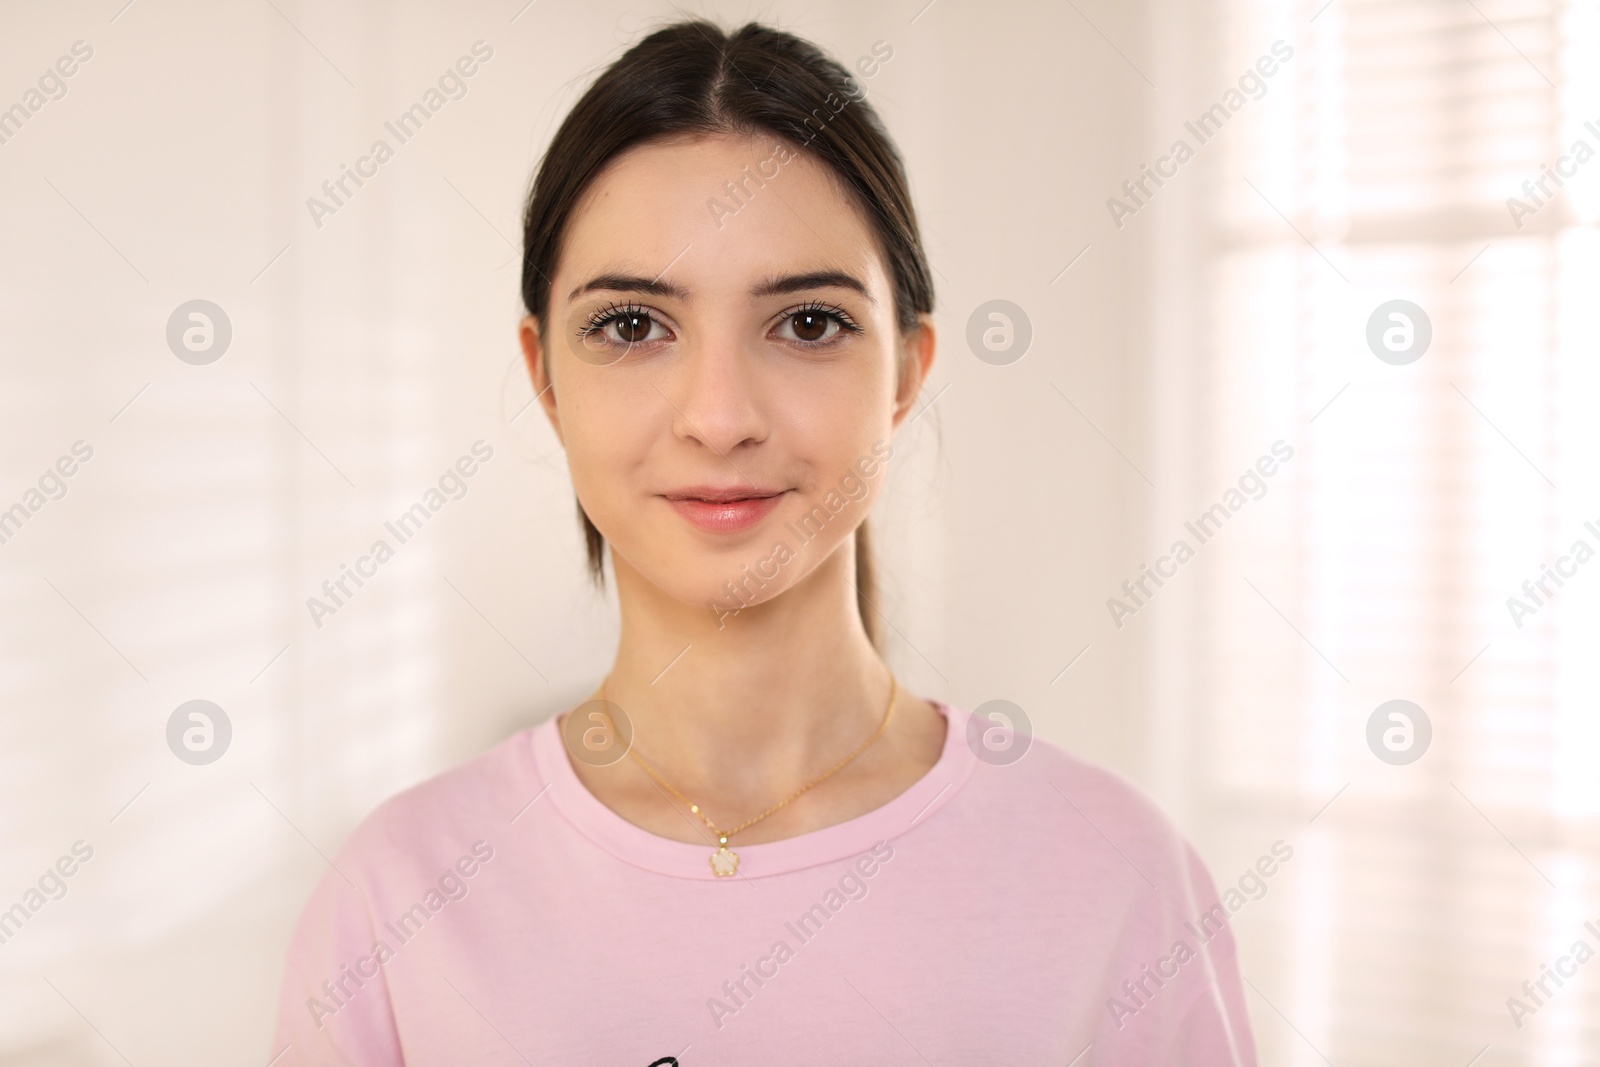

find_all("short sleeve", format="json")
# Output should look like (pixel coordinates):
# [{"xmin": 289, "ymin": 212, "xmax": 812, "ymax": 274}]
[
  {"xmin": 271, "ymin": 859, "xmax": 406, "ymax": 1066},
  {"xmin": 1055, "ymin": 757, "xmax": 1260, "ymax": 1067},
  {"xmin": 1155, "ymin": 844, "xmax": 1258, "ymax": 1065}
]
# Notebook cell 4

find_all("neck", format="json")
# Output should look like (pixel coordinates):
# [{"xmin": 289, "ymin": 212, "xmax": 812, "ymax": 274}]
[{"xmin": 600, "ymin": 542, "xmax": 892, "ymax": 802}]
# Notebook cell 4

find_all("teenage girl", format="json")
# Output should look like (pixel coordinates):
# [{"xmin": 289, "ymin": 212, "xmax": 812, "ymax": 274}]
[{"xmin": 274, "ymin": 20, "xmax": 1257, "ymax": 1066}]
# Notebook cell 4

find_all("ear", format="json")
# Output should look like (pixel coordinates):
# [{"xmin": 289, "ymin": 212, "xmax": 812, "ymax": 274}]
[
  {"xmin": 519, "ymin": 314, "xmax": 563, "ymax": 444},
  {"xmin": 890, "ymin": 314, "xmax": 937, "ymax": 430}
]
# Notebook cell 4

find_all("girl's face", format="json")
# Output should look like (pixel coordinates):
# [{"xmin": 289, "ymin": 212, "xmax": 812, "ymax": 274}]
[{"xmin": 523, "ymin": 132, "xmax": 933, "ymax": 620}]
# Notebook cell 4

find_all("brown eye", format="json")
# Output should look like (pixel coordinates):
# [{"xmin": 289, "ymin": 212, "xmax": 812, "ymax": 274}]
[
  {"xmin": 790, "ymin": 310, "xmax": 829, "ymax": 342},
  {"xmin": 615, "ymin": 311, "xmax": 652, "ymax": 343},
  {"xmin": 772, "ymin": 306, "xmax": 854, "ymax": 346}
]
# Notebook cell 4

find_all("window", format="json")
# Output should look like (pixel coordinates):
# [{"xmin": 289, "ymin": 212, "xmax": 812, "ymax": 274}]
[{"xmin": 1151, "ymin": 0, "xmax": 1600, "ymax": 1061}]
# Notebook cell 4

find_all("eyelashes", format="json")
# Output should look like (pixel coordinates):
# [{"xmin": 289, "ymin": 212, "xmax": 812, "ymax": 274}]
[
  {"xmin": 578, "ymin": 301, "xmax": 652, "ymax": 341},
  {"xmin": 789, "ymin": 301, "xmax": 862, "ymax": 331},
  {"xmin": 784, "ymin": 301, "xmax": 863, "ymax": 341},
  {"xmin": 575, "ymin": 301, "xmax": 863, "ymax": 351}
]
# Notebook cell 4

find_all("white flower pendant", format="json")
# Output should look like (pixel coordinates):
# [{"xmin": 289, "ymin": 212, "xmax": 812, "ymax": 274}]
[{"xmin": 709, "ymin": 839, "xmax": 739, "ymax": 877}]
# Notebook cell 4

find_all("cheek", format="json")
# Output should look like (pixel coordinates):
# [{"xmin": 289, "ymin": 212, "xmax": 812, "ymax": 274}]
[
  {"xmin": 779, "ymin": 339, "xmax": 898, "ymax": 429},
  {"xmin": 777, "ymin": 415, "xmax": 889, "ymax": 544},
  {"xmin": 770, "ymin": 346, "xmax": 896, "ymax": 502},
  {"xmin": 557, "ymin": 379, "xmax": 655, "ymax": 508},
  {"xmin": 786, "ymin": 372, "xmax": 895, "ymax": 466}
]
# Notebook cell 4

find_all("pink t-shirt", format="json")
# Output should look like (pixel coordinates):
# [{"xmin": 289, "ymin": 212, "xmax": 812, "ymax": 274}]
[{"xmin": 273, "ymin": 701, "xmax": 1258, "ymax": 1065}]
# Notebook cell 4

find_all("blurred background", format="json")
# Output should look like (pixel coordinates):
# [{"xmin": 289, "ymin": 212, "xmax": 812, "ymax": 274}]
[{"xmin": 2, "ymin": 0, "xmax": 1595, "ymax": 1062}]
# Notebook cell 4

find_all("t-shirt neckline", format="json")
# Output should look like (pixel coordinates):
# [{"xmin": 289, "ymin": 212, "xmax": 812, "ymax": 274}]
[{"xmin": 530, "ymin": 697, "xmax": 976, "ymax": 880}]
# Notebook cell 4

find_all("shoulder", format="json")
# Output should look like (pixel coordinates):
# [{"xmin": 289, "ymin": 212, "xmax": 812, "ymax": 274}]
[
  {"xmin": 949, "ymin": 702, "xmax": 1177, "ymax": 835},
  {"xmin": 942, "ymin": 703, "xmax": 1211, "ymax": 890},
  {"xmin": 330, "ymin": 718, "xmax": 549, "ymax": 888},
  {"xmin": 273, "ymin": 723, "xmax": 550, "ymax": 1063},
  {"xmin": 1025, "ymin": 733, "xmax": 1183, "ymax": 846}
]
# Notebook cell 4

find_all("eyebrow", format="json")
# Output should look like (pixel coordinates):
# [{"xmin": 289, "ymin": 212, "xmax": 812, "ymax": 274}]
[
  {"xmin": 567, "ymin": 269, "xmax": 875, "ymax": 305},
  {"xmin": 751, "ymin": 271, "xmax": 876, "ymax": 305},
  {"xmin": 567, "ymin": 274, "xmax": 687, "ymax": 303}
]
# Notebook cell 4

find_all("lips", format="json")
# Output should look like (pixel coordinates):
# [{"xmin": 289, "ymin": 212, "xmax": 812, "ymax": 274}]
[{"xmin": 662, "ymin": 487, "xmax": 788, "ymax": 533}]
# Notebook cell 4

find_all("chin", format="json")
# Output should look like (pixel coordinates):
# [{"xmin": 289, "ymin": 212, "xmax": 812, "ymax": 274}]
[
  {"xmin": 683, "ymin": 558, "xmax": 792, "ymax": 616},
  {"xmin": 612, "ymin": 507, "xmax": 851, "ymax": 618},
  {"xmin": 628, "ymin": 538, "xmax": 806, "ymax": 622}
]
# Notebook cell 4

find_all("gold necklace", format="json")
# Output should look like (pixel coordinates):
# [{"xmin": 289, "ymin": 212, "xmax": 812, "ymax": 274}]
[{"xmin": 599, "ymin": 672, "xmax": 899, "ymax": 877}]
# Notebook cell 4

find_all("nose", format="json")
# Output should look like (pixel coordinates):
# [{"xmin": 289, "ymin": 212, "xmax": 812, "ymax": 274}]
[{"xmin": 662, "ymin": 329, "xmax": 770, "ymax": 456}]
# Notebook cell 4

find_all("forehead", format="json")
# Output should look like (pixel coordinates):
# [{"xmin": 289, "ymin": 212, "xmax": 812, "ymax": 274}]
[{"xmin": 554, "ymin": 132, "xmax": 890, "ymax": 303}]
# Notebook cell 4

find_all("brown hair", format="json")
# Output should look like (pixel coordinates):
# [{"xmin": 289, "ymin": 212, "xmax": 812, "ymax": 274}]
[{"xmin": 520, "ymin": 19, "xmax": 934, "ymax": 651}]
